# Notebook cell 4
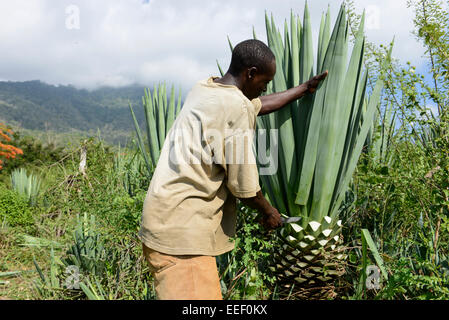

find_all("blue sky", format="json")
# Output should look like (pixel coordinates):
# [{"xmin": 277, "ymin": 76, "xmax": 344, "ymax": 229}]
[{"xmin": 0, "ymin": 0, "xmax": 430, "ymax": 94}]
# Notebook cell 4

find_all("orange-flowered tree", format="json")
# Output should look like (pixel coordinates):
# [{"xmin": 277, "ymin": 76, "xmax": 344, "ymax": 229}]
[{"xmin": 0, "ymin": 122, "xmax": 23, "ymax": 170}]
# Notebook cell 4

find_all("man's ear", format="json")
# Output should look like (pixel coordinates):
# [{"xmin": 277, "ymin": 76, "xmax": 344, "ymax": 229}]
[{"xmin": 247, "ymin": 67, "xmax": 258, "ymax": 80}]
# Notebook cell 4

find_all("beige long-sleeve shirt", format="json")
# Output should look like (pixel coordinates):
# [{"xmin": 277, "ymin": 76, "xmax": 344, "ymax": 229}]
[{"xmin": 138, "ymin": 76, "xmax": 262, "ymax": 256}]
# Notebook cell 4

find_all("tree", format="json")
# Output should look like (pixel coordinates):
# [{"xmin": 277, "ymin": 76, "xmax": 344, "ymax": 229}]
[{"xmin": 0, "ymin": 122, "xmax": 23, "ymax": 170}]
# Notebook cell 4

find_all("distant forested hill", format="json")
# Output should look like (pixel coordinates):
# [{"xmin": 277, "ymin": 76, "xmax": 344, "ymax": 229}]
[{"xmin": 0, "ymin": 80, "xmax": 150, "ymax": 147}]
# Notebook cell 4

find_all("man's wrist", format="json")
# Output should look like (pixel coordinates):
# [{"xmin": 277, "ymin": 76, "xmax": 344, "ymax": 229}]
[
  {"xmin": 306, "ymin": 80, "xmax": 314, "ymax": 93},
  {"xmin": 261, "ymin": 205, "xmax": 275, "ymax": 216}
]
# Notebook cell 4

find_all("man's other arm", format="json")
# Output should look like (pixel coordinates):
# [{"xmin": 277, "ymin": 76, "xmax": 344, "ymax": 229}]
[{"xmin": 238, "ymin": 190, "xmax": 283, "ymax": 230}]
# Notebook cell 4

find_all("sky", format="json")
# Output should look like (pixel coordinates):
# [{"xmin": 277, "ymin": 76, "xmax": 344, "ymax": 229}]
[{"xmin": 0, "ymin": 0, "xmax": 429, "ymax": 94}]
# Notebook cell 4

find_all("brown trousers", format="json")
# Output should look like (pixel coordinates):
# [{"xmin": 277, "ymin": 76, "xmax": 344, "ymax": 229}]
[{"xmin": 142, "ymin": 244, "xmax": 223, "ymax": 300}]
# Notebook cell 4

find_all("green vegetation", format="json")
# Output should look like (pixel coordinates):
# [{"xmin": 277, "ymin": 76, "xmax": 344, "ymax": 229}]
[
  {"xmin": 0, "ymin": 137, "xmax": 152, "ymax": 299},
  {"xmin": 0, "ymin": 184, "xmax": 34, "ymax": 233}
]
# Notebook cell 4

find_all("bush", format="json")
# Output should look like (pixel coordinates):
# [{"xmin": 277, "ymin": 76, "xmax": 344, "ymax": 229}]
[
  {"xmin": 0, "ymin": 183, "xmax": 35, "ymax": 232},
  {"xmin": 0, "ymin": 130, "xmax": 68, "ymax": 181}
]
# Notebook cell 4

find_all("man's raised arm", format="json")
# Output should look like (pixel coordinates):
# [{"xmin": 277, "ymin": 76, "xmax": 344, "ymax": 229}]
[{"xmin": 258, "ymin": 70, "xmax": 328, "ymax": 116}]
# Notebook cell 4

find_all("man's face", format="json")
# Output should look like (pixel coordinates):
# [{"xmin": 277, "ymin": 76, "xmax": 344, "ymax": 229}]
[{"xmin": 242, "ymin": 59, "xmax": 276, "ymax": 100}]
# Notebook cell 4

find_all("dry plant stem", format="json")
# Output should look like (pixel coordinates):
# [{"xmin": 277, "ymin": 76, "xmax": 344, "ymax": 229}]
[
  {"xmin": 223, "ymin": 267, "xmax": 248, "ymax": 299},
  {"xmin": 433, "ymin": 214, "xmax": 441, "ymax": 263},
  {"xmin": 46, "ymin": 146, "xmax": 83, "ymax": 169}
]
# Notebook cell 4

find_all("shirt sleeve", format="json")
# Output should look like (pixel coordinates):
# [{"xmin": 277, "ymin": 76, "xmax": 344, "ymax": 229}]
[
  {"xmin": 251, "ymin": 97, "xmax": 263, "ymax": 115},
  {"xmin": 225, "ymin": 140, "xmax": 261, "ymax": 198},
  {"xmin": 223, "ymin": 103, "xmax": 261, "ymax": 198}
]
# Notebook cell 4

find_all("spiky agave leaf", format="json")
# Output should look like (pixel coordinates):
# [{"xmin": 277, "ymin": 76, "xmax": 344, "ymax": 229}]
[
  {"xmin": 255, "ymin": 4, "xmax": 388, "ymax": 226},
  {"xmin": 224, "ymin": 3, "xmax": 390, "ymax": 299},
  {"xmin": 10, "ymin": 167, "xmax": 42, "ymax": 206},
  {"xmin": 129, "ymin": 83, "xmax": 183, "ymax": 172}
]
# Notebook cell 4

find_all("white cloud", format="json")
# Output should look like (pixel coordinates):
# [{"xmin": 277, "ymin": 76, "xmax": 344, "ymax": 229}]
[
  {"xmin": 349, "ymin": 0, "xmax": 426, "ymax": 65},
  {"xmin": 0, "ymin": 0, "xmax": 427, "ymax": 92}
]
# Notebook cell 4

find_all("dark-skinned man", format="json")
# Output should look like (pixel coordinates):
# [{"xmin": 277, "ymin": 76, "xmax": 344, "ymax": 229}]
[{"xmin": 138, "ymin": 39, "xmax": 328, "ymax": 300}]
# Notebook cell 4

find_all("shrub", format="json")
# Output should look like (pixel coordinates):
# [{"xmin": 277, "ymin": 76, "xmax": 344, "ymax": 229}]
[{"xmin": 0, "ymin": 183, "xmax": 35, "ymax": 232}]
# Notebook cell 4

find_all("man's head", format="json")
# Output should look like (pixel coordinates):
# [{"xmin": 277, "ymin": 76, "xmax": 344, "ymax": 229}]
[{"xmin": 228, "ymin": 39, "xmax": 276, "ymax": 100}]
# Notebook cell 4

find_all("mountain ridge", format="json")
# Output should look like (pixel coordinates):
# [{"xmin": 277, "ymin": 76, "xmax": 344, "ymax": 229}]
[{"xmin": 0, "ymin": 80, "xmax": 151, "ymax": 147}]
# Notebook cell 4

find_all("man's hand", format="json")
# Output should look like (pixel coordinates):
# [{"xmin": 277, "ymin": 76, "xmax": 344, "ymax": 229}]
[
  {"xmin": 306, "ymin": 70, "xmax": 329, "ymax": 94},
  {"xmin": 259, "ymin": 206, "xmax": 283, "ymax": 231},
  {"xmin": 238, "ymin": 191, "xmax": 284, "ymax": 231}
]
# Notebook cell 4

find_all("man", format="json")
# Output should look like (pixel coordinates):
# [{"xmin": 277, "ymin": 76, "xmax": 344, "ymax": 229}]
[{"xmin": 138, "ymin": 39, "xmax": 328, "ymax": 300}]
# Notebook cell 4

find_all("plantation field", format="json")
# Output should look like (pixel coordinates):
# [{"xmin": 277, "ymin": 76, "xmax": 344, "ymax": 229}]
[{"xmin": 1, "ymin": 0, "xmax": 449, "ymax": 300}]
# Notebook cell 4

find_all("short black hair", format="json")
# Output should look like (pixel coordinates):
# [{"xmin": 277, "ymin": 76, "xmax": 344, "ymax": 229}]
[{"xmin": 228, "ymin": 39, "xmax": 275, "ymax": 76}]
